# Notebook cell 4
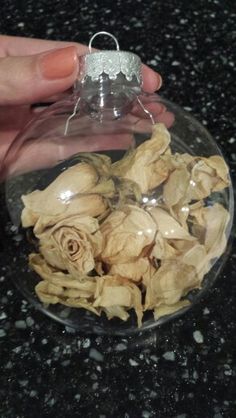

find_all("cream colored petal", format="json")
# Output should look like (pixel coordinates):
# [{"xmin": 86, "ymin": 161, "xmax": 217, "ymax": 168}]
[
  {"xmin": 109, "ymin": 258, "xmax": 150, "ymax": 282},
  {"xmin": 103, "ymin": 306, "xmax": 130, "ymax": 322},
  {"xmin": 21, "ymin": 207, "xmax": 40, "ymax": 228},
  {"xmin": 112, "ymin": 123, "xmax": 171, "ymax": 193},
  {"xmin": 182, "ymin": 243, "xmax": 206, "ymax": 267},
  {"xmin": 203, "ymin": 203, "xmax": 230, "ymax": 258},
  {"xmin": 94, "ymin": 275, "xmax": 143, "ymax": 327},
  {"xmin": 205, "ymin": 156, "xmax": 229, "ymax": 190},
  {"xmin": 151, "ymin": 232, "xmax": 179, "ymax": 260},
  {"xmin": 94, "ymin": 285, "xmax": 132, "ymax": 307},
  {"xmin": 186, "ymin": 155, "xmax": 230, "ymax": 201},
  {"xmin": 29, "ymin": 253, "xmax": 97, "ymax": 297},
  {"xmin": 169, "ymin": 239, "xmax": 198, "ymax": 253},
  {"xmin": 22, "ymin": 162, "xmax": 98, "ymax": 214},
  {"xmin": 190, "ymin": 203, "xmax": 230, "ymax": 261},
  {"xmin": 163, "ymin": 166, "xmax": 190, "ymax": 207},
  {"xmin": 101, "ymin": 205, "xmax": 156, "ymax": 264},
  {"xmin": 39, "ymin": 241, "xmax": 66, "ymax": 271},
  {"xmin": 153, "ymin": 299, "xmax": 190, "ymax": 320},
  {"xmin": 149, "ymin": 207, "xmax": 194, "ymax": 240},
  {"xmin": 34, "ymin": 215, "xmax": 103, "ymax": 277},
  {"xmin": 145, "ymin": 261, "xmax": 199, "ymax": 308},
  {"xmin": 37, "ymin": 214, "xmax": 100, "ymax": 240},
  {"xmin": 35, "ymin": 279, "xmax": 99, "ymax": 314},
  {"xmin": 21, "ymin": 160, "xmax": 108, "ymax": 230},
  {"xmin": 35, "ymin": 281, "xmax": 62, "ymax": 304},
  {"xmin": 169, "ymin": 203, "xmax": 190, "ymax": 229},
  {"xmin": 29, "ymin": 253, "xmax": 69, "ymax": 282},
  {"xmin": 32, "ymin": 194, "xmax": 107, "ymax": 235},
  {"xmin": 61, "ymin": 298, "xmax": 100, "ymax": 315},
  {"xmin": 188, "ymin": 160, "xmax": 217, "ymax": 200}
]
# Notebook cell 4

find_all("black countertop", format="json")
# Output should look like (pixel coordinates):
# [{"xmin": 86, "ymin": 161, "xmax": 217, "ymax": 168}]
[{"xmin": 0, "ymin": 1, "xmax": 235, "ymax": 417}]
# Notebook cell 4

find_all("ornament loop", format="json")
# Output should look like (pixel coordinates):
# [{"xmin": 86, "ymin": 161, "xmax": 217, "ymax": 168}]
[{"xmin": 88, "ymin": 31, "xmax": 120, "ymax": 53}]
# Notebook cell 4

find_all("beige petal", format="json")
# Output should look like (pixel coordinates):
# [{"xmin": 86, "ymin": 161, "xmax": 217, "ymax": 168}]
[
  {"xmin": 148, "ymin": 207, "xmax": 194, "ymax": 240},
  {"xmin": 163, "ymin": 166, "xmax": 190, "ymax": 207},
  {"xmin": 39, "ymin": 242, "xmax": 66, "ymax": 271},
  {"xmin": 35, "ymin": 281, "xmax": 63, "ymax": 304},
  {"xmin": 112, "ymin": 123, "xmax": 171, "ymax": 193},
  {"xmin": 94, "ymin": 285, "xmax": 132, "ymax": 307},
  {"xmin": 22, "ymin": 162, "xmax": 98, "ymax": 216},
  {"xmin": 153, "ymin": 299, "xmax": 190, "ymax": 320},
  {"xmin": 36, "ymin": 280, "xmax": 99, "ymax": 315},
  {"xmin": 94, "ymin": 275, "xmax": 143, "ymax": 327},
  {"xmin": 101, "ymin": 205, "xmax": 156, "ymax": 264},
  {"xmin": 29, "ymin": 253, "xmax": 70, "ymax": 282},
  {"xmin": 145, "ymin": 261, "xmax": 199, "ymax": 309},
  {"xmin": 109, "ymin": 258, "xmax": 150, "ymax": 282},
  {"xmin": 204, "ymin": 155, "xmax": 229, "ymax": 191},
  {"xmin": 21, "ymin": 160, "xmax": 108, "ymax": 230},
  {"xmin": 29, "ymin": 253, "xmax": 97, "ymax": 296},
  {"xmin": 29, "ymin": 194, "xmax": 107, "ymax": 235},
  {"xmin": 190, "ymin": 203, "xmax": 230, "ymax": 262},
  {"xmin": 151, "ymin": 232, "xmax": 179, "ymax": 260},
  {"xmin": 35, "ymin": 215, "xmax": 103, "ymax": 277},
  {"xmin": 103, "ymin": 306, "xmax": 130, "ymax": 322}
]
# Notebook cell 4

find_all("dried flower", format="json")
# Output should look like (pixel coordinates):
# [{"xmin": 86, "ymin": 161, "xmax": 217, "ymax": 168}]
[
  {"xmin": 21, "ymin": 123, "xmax": 231, "ymax": 327},
  {"xmin": 112, "ymin": 123, "xmax": 171, "ymax": 193},
  {"xmin": 21, "ymin": 161, "xmax": 108, "ymax": 233},
  {"xmin": 37, "ymin": 215, "xmax": 103, "ymax": 277},
  {"xmin": 100, "ymin": 204, "xmax": 157, "ymax": 264}
]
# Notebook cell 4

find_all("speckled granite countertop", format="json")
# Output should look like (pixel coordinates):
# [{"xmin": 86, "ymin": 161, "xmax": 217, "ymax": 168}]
[{"xmin": 0, "ymin": 1, "xmax": 235, "ymax": 417}]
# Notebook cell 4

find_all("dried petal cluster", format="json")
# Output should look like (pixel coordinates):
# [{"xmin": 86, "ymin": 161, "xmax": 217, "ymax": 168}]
[{"xmin": 21, "ymin": 123, "xmax": 230, "ymax": 327}]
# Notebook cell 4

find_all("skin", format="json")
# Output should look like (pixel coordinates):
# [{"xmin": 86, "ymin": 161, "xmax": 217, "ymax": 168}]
[{"xmin": 0, "ymin": 36, "xmax": 173, "ymax": 178}]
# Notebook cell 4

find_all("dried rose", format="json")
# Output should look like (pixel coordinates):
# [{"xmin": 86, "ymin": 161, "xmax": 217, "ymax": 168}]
[
  {"xmin": 21, "ymin": 161, "xmax": 108, "ymax": 232},
  {"xmin": 36, "ymin": 215, "xmax": 103, "ymax": 278},
  {"xmin": 111, "ymin": 123, "xmax": 171, "ymax": 193},
  {"xmin": 100, "ymin": 205, "xmax": 157, "ymax": 264}
]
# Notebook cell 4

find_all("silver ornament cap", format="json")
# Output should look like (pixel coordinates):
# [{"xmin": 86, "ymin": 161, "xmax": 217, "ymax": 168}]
[{"xmin": 79, "ymin": 31, "xmax": 142, "ymax": 85}]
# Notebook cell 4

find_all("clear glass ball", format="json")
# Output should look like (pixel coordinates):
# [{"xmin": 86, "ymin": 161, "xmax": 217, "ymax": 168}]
[{"xmin": 3, "ymin": 67, "xmax": 234, "ymax": 335}]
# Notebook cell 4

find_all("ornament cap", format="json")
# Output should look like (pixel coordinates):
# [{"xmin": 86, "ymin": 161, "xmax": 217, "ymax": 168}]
[{"xmin": 79, "ymin": 31, "xmax": 142, "ymax": 85}]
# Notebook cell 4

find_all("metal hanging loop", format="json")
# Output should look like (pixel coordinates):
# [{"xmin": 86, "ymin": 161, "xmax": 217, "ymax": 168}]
[
  {"xmin": 136, "ymin": 96, "xmax": 155, "ymax": 125},
  {"xmin": 88, "ymin": 31, "xmax": 120, "ymax": 53}
]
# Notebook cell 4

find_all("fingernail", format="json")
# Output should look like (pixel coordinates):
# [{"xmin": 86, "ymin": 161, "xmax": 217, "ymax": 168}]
[
  {"xmin": 156, "ymin": 73, "xmax": 163, "ymax": 89},
  {"xmin": 39, "ymin": 46, "xmax": 77, "ymax": 80}
]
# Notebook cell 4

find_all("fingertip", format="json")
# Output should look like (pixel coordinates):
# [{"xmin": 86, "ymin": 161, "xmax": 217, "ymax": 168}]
[
  {"xmin": 39, "ymin": 46, "xmax": 78, "ymax": 80},
  {"xmin": 142, "ymin": 64, "xmax": 163, "ymax": 93}
]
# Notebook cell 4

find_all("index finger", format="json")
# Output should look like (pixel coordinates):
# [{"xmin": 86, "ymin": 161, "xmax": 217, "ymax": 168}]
[
  {"xmin": 0, "ymin": 35, "xmax": 88, "ymax": 57},
  {"xmin": 0, "ymin": 35, "xmax": 162, "ymax": 95}
]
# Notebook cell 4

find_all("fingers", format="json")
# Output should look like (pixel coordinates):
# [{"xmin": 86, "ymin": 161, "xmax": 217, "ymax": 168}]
[
  {"xmin": 0, "ymin": 36, "xmax": 163, "ymax": 98},
  {"xmin": 2, "ymin": 133, "xmax": 134, "ymax": 179},
  {"xmin": 0, "ymin": 35, "xmax": 88, "ymax": 57},
  {"xmin": 142, "ymin": 64, "xmax": 162, "ymax": 93},
  {"xmin": 0, "ymin": 46, "xmax": 78, "ymax": 105}
]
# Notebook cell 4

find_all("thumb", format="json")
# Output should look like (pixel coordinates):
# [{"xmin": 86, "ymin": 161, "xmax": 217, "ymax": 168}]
[{"xmin": 0, "ymin": 46, "xmax": 78, "ymax": 105}]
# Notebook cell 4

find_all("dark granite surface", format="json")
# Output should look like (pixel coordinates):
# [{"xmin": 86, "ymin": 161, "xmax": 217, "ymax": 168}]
[{"xmin": 0, "ymin": 0, "xmax": 236, "ymax": 417}]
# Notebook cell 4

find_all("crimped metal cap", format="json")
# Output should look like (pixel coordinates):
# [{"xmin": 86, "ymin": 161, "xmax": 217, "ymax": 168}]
[{"xmin": 79, "ymin": 32, "xmax": 142, "ymax": 84}]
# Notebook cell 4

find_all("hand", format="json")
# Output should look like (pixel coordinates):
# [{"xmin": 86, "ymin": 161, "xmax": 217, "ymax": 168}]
[{"xmin": 0, "ymin": 36, "xmax": 171, "ymax": 179}]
